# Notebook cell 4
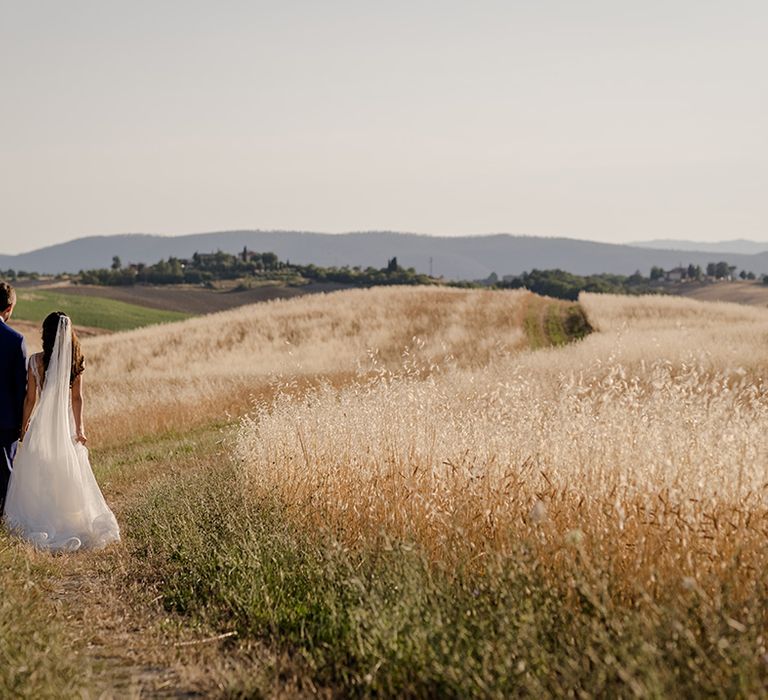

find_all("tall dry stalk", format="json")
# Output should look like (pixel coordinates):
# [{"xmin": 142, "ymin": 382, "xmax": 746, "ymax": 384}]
[
  {"xmin": 235, "ymin": 292, "xmax": 768, "ymax": 598},
  {"xmin": 77, "ymin": 287, "xmax": 528, "ymax": 444}
]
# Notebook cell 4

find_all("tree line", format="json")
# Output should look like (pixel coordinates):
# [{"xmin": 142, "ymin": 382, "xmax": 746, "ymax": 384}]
[
  {"xmin": 76, "ymin": 249, "xmax": 434, "ymax": 288},
  {"xmin": 495, "ymin": 262, "xmax": 763, "ymax": 301},
  {"xmin": 4, "ymin": 254, "xmax": 766, "ymax": 302},
  {"xmin": 648, "ymin": 262, "xmax": 757, "ymax": 281}
]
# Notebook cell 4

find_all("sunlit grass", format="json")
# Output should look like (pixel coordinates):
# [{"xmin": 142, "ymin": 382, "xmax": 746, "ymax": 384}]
[
  {"xmin": 9, "ymin": 287, "xmax": 768, "ymax": 695},
  {"xmin": 78, "ymin": 287, "xmax": 530, "ymax": 445}
]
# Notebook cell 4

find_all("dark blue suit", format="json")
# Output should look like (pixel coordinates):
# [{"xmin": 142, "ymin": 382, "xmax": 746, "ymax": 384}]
[{"xmin": 0, "ymin": 319, "xmax": 27, "ymax": 511}]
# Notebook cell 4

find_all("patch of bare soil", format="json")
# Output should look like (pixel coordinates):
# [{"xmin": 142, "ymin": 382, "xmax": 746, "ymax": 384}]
[
  {"xmin": 672, "ymin": 280, "xmax": 768, "ymax": 307},
  {"xmin": 47, "ymin": 282, "xmax": 353, "ymax": 315}
]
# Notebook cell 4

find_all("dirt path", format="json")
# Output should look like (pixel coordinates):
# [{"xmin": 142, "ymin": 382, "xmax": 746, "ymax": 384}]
[
  {"xmin": 45, "ymin": 553, "xmax": 191, "ymax": 698},
  {"xmin": 34, "ymin": 426, "xmax": 256, "ymax": 698},
  {"xmin": 44, "ymin": 545, "xmax": 265, "ymax": 698}
]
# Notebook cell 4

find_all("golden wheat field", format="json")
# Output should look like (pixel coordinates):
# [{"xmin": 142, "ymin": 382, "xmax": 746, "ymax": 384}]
[
  {"xmin": 225, "ymin": 291, "xmax": 768, "ymax": 595},
  {"xmin": 75, "ymin": 286, "xmax": 530, "ymax": 444},
  {"xmin": 72, "ymin": 287, "xmax": 768, "ymax": 587},
  {"xmin": 43, "ymin": 288, "xmax": 768, "ymax": 575},
  {"xmin": 12, "ymin": 286, "xmax": 768, "ymax": 696}
]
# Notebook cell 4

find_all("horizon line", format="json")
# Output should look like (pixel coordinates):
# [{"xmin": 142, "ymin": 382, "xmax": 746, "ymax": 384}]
[{"xmin": 4, "ymin": 229, "xmax": 768, "ymax": 259}]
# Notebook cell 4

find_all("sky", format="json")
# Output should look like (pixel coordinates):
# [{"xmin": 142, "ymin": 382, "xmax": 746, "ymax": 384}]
[{"xmin": 1, "ymin": 0, "xmax": 766, "ymax": 254}]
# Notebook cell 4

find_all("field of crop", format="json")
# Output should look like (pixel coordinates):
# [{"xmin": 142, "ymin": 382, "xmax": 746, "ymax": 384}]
[
  {"xmin": 3, "ymin": 287, "xmax": 768, "ymax": 697},
  {"xmin": 50, "ymin": 280, "xmax": 354, "ymax": 314},
  {"xmin": 81, "ymin": 286, "xmax": 550, "ymax": 445},
  {"xmin": 12, "ymin": 288, "xmax": 191, "ymax": 332}
]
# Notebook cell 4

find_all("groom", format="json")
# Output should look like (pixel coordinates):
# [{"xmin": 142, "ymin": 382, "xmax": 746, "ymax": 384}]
[{"xmin": 0, "ymin": 282, "xmax": 27, "ymax": 513}]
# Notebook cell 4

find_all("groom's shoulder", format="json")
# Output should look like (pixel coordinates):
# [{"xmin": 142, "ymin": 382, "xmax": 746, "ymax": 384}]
[{"xmin": 0, "ymin": 321, "xmax": 25, "ymax": 346}]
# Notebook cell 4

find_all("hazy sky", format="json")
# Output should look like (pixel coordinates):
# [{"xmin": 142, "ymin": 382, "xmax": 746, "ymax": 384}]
[{"xmin": 1, "ymin": 1, "xmax": 766, "ymax": 254}]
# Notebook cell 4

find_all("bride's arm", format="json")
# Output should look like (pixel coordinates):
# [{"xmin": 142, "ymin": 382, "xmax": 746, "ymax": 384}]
[
  {"xmin": 19, "ymin": 364, "xmax": 37, "ymax": 442},
  {"xmin": 72, "ymin": 374, "xmax": 87, "ymax": 445}
]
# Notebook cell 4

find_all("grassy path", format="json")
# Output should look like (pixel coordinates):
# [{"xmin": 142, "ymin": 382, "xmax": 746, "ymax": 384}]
[{"xmin": 13, "ymin": 425, "xmax": 250, "ymax": 698}]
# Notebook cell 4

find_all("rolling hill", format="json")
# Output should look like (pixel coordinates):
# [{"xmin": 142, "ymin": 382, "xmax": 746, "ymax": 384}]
[
  {"xmin": 4, "ymin": 231, "xmax": 768, "ymax": 279},
  {"xmin": 631, "ymin": 238, "xmax": 768, "ymax": 255}
]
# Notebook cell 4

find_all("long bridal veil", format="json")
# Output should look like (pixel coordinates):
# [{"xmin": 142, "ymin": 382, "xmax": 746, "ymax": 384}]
[{"xmin": 4, "ymin": 315, "xmax": 120, "ymax": 551}]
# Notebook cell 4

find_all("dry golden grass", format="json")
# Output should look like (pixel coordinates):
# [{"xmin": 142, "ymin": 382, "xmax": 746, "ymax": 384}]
[
  {"xmin": 675, "ymin": 280, "xmax": 768, "ymax": 307},
  {"xmin": 16, "ymin": 287, "xmax": 768, "ymax": 598},
  {"xmin": 234, "ymin": 292, "xmax": 768, "ymax": 600},
  {"xmin": 77, "ymin": 287, "xmax": 529, "ymax": 445},
  {"xmin": 11, "ymin": 286, "xmax": 768, "ymax": 694},
  {"xmin": 8, "ymin": 286, "xmax": 590, "ymax": 695}
]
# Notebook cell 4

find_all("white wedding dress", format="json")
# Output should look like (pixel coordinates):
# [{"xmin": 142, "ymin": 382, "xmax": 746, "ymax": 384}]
[{"xmin": 4, "ymin": 315, "xmax": 120, "ymax": 552}]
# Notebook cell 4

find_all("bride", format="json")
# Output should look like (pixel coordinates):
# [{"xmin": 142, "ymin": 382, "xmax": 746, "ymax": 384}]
[{"xmin": 4, "ymin": 311, "xmax": 120, "ymax": 552}]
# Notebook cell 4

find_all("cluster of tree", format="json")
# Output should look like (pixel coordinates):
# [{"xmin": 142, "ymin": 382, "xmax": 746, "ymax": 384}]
[
  {"xmin": 80, "ymin": 250, "xmax": 285, "ymax": 285},
  {"xmin": 649, "ymin": 262, "xmax": 757, "ymax": 281},
  {"xmin": 709, "ymin": 262, "xmax": 758, "ymax": 280},
  {"xmin": 293, "ymin": 257, "xmax": 432, "ymax": 286},
  {"xmin": 0, "ymin": 269, "xmax": 39, "ymax": 280},
  {"xmin": 497, "ymin": 269, "xmax": 655, "ymax": 301},
  {"xmin": 649, "ymin": 264, "xmax": 701, "ymax": 280},
  {"xmin": 494, "ymin": 262, "xmax": 764, "ymax": 301},
  {"xmin": 77, "ymin": 251, "xmax": 434, "ymax": 288}
]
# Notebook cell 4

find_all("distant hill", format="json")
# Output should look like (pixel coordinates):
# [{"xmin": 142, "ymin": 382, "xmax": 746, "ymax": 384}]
[
  {"xmin": 3, "ymin": 230, "xmax": 768, "ymax": 279},
  {"xmin": 631, "ymin": 239, "xmax": 768, "ymax": 255}
]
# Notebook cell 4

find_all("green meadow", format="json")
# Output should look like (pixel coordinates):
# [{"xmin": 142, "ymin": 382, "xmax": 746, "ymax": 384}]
[{"xmin": 13, "ymin": 289, "xmax": 191, "ymax": 331}]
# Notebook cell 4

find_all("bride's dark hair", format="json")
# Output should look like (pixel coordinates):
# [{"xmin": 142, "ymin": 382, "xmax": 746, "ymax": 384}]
[{"xmin": 42, "ymin": 311, "xmax": 85, "ymax": 385}]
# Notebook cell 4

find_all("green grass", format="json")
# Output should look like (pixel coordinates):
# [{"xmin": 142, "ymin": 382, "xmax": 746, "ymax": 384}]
[
  {"xmin": 545, "ymin": 302, "xmax": 593, "ymax": 347},
  {"xmin": 0, "ymin": 535, "xmax": 86, "ymax": 698},
  {"xmin": 13, "ymin": 290, "xmax": 191, "ymax": 331},
  {"xmin": 524, "ymin": 298, "xmax": 593, "ymax": 349}
]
